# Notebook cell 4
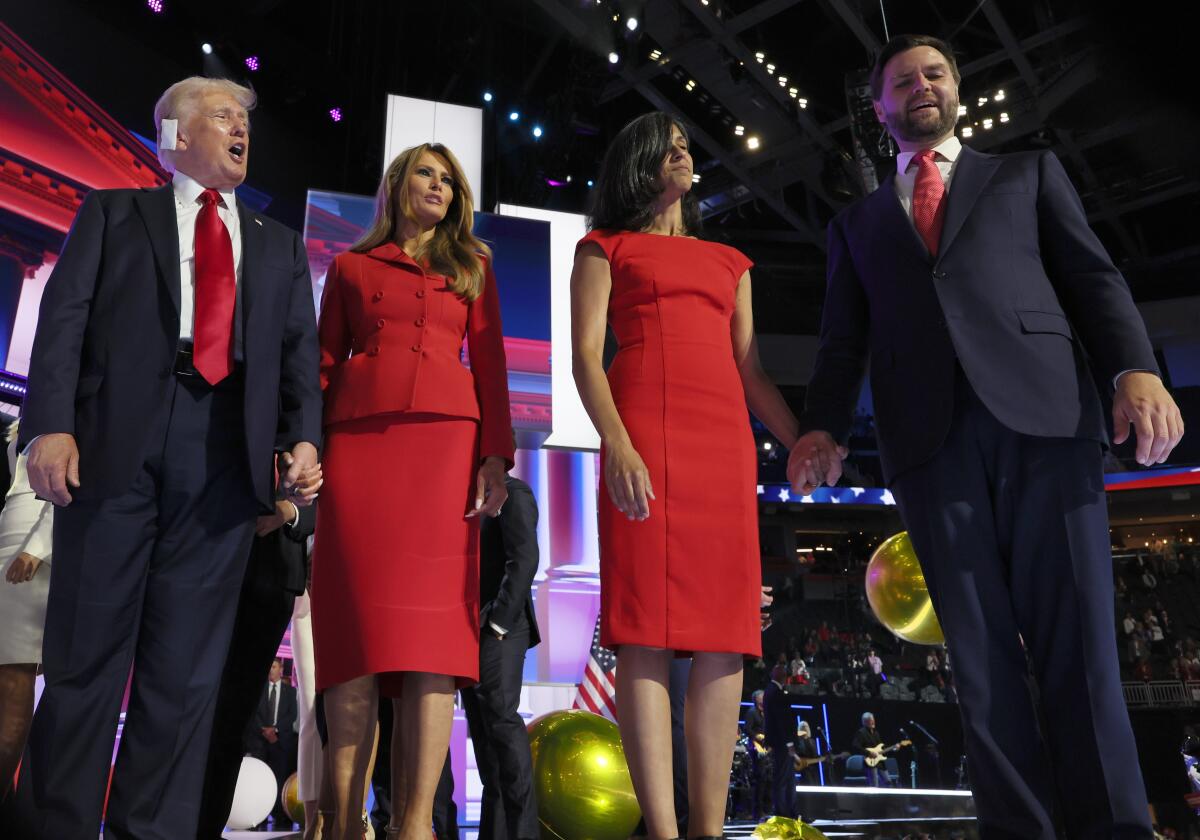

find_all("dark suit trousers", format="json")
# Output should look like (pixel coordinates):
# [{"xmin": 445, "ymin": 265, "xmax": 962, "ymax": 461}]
[
  {"xmin": 11, "ymin": 376, "xmax": 258, "ymax": 840},
  {"xmin": 769, "ymin": 745, "xmax": 796, "ymax": 819},
  {"xmin": 891, "ymin": 378, "xmax": 1152, "ymax": 840},
  {"xmin": 195, "ymin": 561, "xmax": 297, "ymax": 839},
  {"xmin": 461, "ymin": 617, "xmax": 538, "ymax": 840}
]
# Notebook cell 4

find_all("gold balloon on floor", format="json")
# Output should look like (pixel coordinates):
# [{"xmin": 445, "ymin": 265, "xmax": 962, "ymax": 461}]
[
  {"xmin": 865, "ymin": 531, "xmax": 945, "ymax": 645},
  {"xmin": 281, "ymin": 772, "xmax": 304, "ymax": 826},
  {"xmin": 527, "ymin": 709, "xmax": 641, "ymax": 840},
  {"xmin": 752, "ymin": 816, "xmax": 831, "ymax": 839}
]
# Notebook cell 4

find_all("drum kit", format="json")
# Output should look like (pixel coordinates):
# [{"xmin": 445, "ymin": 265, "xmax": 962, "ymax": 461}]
[{"xmin": 727, "ymin": 734, "xmax": 772, "ymax": 818}]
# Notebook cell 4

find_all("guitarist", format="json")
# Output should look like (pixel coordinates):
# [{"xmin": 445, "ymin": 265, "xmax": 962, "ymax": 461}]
[
  {"xmin": 793, "ymin": 721, "xmax": 821, "ymax": 786},
  {"xmin": 851, "ymin": 712, "xmax": 891, "ymax": 787}
]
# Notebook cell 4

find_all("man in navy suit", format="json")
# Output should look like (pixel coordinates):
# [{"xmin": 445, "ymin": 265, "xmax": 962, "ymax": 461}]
[
  {"xmin": 9, "ymin": 76, "xmax": 322, "ymax": 840},
  {"xmin": 789, "ymin": 35, "xmax": 1183, "ymax": 839},
  {"xmin": 762, "ymin": 666, "xmax": 797, "ymax": 819}
]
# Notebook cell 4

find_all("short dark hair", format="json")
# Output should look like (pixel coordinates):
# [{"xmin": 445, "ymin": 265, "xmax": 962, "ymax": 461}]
[
  {"xmin": 588, "ymin": 111, "xmax": 703, "ymax": 236},
  {"xmin": 870, "ymin": 34, "xmax": 961, "ymax": 100}
]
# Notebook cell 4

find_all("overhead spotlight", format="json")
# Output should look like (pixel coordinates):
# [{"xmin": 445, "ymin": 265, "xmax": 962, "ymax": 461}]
[
  {"xmin": 147, "ymin": 0, "xmax": 164, "ymax": 12},
  {"xmin": 734, "ymin": 124, "xmax": 744, "ymax": 136},
  {"xmin": 608, "ymin": 51, "xmax": 619, "ymax": 64},
  {"xmin": 999, "ymin": 111, "xmax": 1010, "ymax": 123},
  {"xmin": 755, "ymin": 52, "xmax": 765, "ymax": 63},
  {"xmin": 244, "ymin": 56, "xmax": 259, "ymax": 72},
  {"xmin": 532, "ymin": 125, "xmax": 544, "ymax": 138},
  {"xmin": 763, "ymin": 441, "xmax": 773, "ymax": 451},
  {"xmin": 957, "ymin": 104, "xmax": 967, "ymax": 117},
  {"xmin": 778, "ymin": 76, "xmax": 787, "ymax": 84},
  {"xmin": 994, "ymin": 89, "xmax": 1006, "ymax": 101},
  {"xmin": 201, "ymin": 42, "xmax": 213, "ymax": 55},
  {"xmin": 509, "ymin": 111, "xmax": 520, "ymax": 122},
  {"xmin": 567, "ymin": 175, "xmax": 573, "ymax": 183},
  {"xmin": 692, "ymin": 173, "xmax": 701, "ymax": 183},
  {"xmin": 685, "ymin": 79, "xmax": 696, "ymax": 91},
  {"xmin": 587, "ymin": 179, "xmax": 594, "ymax": 187},
  {"xmin": 329, "ymin": 107, "xmax": 343, "ymax": 123},
  {"xmin": 701, "ymin": 0, "xmax": 710, "ymax": 5},
  {"xmin": 788, "ymin": 87, "xmax": 798, "ymax": 98},
  {"xmin": 797, "ymin": 98, "xmax": 808, "ymax": 109},
  {"xmin": 961, "ymin": 126, "xmax": 974, "ymax": 137},
  {"xmin": 765, "ymin": 63, "xmax": 775, "ymax": 74},
  {"xmin": 982, "ymin": 118, "xmax": 994, "ymax": 130},
  {"xmin": 746, "ymin": 135, "xmax": 760, "ymax": 150},
  {"xmin": 483, "ymin": 91, "xmax": 493, "ymax": 102},
  {"xmin": 649, "ymin": 49, "xmax": 662, "ymax": 60},
  {"xmin": 977, "ymin": 96, "xmax": 987, "ymax": 106},
  {"xmin": 626, "ymin": 17, "xmax": 638, "ymax": 31}
]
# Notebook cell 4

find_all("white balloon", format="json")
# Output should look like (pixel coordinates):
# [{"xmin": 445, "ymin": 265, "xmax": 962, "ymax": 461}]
[{"xmin": 226, "ymin": 756, "xmax": 278, "ymax": 830}]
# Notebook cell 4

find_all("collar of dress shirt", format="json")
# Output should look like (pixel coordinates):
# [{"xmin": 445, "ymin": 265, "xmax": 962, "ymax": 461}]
[
  {"xmin": 172, "ymin": 170, "xmax": 237, "ymax": 211},
  {"xmin": 896, "ymin": 134, "xmax": 963, "ymax": 177}
]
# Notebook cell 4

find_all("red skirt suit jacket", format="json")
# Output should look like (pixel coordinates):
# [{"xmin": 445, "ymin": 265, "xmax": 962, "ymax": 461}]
[{"xmin": 318, "ymin": 242, "xmax": 514, "ymax": 465}]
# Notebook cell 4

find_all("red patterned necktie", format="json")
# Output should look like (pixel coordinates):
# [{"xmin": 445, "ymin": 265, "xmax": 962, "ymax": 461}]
[
  {"xmin": 911, "ymin": 149, "xmax": 947, "ymax": 257},
  {"xmin": 193, "ymin": 189, "xmax": 236, "ymax": 384}
]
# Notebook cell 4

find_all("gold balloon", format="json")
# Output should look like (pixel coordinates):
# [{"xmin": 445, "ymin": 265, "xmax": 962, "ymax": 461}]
[
  {"xmin": 527, "ymin": 709, "xmax": 641, "ymax": 840},
  {"xmin": 865, "ymin": 531, "xmax": 945, "ymax": 645},
  {"xmin": 752, "ymin": 816, "xmax": 831, "ymax": 839},
  {"xmin": 280, "ymin": 772, "xmax": 304, "ymax": 826}
]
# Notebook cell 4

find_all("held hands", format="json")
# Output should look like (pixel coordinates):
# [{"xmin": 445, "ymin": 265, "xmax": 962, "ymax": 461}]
[
  {"xmin": 255, "ymin": 499, "xmax": 298, "ymax": 537},
  {"xmin": 604, "ymin": 439, "xmax": 655, "ymax": 521},
  {"xmin": 279, "ymin": 443, "xmax": 322, "ymax": 506},
  {"xmin": 27, "ymin": 433, "xmax": 81, "ymax": 506},
  {"xmin": 787, "ymin": 430, "xmax": 848, "ymax": 496},
  {"xmin": 5, "ymin": 552, "xmax": 43, "ymax": 584},
  {"xmin": 261, "ymin": 726, "xmax": 279, "ymax": 745},
  {"xmin": 467, "ymin": 456, "xmax": 508, "ymax": 519},
  {"xmin": 1113, "ymin": 372, "xmax": 1185, "ymax": 465},
  {"xmin": 761, "ymin": 585, "xmax": 774, "ymax": 631}
]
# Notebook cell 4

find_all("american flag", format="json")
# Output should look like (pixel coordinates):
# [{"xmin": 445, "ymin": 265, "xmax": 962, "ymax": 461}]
[{"xmin": 572, "ymin": 614, "xmax": 618, "ymax": 721}]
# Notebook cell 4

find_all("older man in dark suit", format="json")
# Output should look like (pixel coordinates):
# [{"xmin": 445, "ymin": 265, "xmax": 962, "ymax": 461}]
[
  {"xmin": 790, "ymin": 35, "xmax": 1183, "ymax": 839},
  {"xmin": 11, "ymin": 76, "xmax": 322, "ymax": 840}
]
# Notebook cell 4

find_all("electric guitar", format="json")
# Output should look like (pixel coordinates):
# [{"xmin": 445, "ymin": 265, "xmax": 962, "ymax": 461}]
[
  {"xmin": 863, "ymin": 739, "xmax": 912, "ymax": 767},
  {"xmin": 794, "ymin": 750, "xmax": 849, "ymax": 771}
]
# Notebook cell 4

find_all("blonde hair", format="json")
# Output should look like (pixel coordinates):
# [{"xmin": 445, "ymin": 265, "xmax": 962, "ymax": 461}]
[
  {"xmin": 352, "ymin": 143, "xmax": 491, "ymax": 301},
  {"xmin": 153, "ymin": 77, "xmax": 256, "ymax": 170}
]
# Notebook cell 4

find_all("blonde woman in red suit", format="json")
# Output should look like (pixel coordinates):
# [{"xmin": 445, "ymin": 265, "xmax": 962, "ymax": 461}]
[{"xmin": 313, "ymin": 143, "xmax": 513, "ymax": 840}]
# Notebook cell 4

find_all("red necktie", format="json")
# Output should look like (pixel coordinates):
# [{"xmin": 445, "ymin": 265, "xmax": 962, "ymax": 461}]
[
  {"xmin": 911, "ymin": 149, "xmax": 947, "ymax": 257},
  {"xmin": 193, "ymin": 189, "xmax": 236, "ymax": 384}
]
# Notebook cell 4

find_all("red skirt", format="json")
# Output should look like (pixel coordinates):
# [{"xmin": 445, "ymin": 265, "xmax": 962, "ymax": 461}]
[{"xmin": 312, "ymin": 413, "xmax": 481, "ymax": 692}]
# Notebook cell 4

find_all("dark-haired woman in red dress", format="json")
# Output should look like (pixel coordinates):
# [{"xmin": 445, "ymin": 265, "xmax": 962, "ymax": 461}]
[
  {"xmin": 571, "ymin": 113, "xmax": 802, "ymax": 839},
  {"xmin": 314, "ymin": 142, "xmax": 512, "ymax": 840}
]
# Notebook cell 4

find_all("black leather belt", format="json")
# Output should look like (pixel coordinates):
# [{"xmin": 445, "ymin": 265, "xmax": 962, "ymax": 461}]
[{"xmin": 174, "ymin": 342, "xmax": 244, "ymax": 385}]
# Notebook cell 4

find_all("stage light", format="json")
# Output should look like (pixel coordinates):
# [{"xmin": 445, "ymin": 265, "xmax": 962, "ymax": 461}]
[
  {"xmin": 797, "ymin": 98, "xmax": 808, "ymax": 109},
  {"xmin": 778, "ymin": 76, "xmax": 787, "ymax": 84},
  {"xmin": 532, "ymin": 125, "xmax": 543, "ymax": 138},
  {"xmin": 587, "ymin": 179, "xmax": 594, "ymax": 187},
  {"xmin": 649, "ymin": 49, "xmax": 662, "ymax": 60},
  {"xmin": 608, "ymin": 51, "xmax": 620, "ymax": 64},
  {"xmin": 701, "ymin": 0, "xmax": 710, "ymax": 5},
  {"xmin": 999, "ymin": 112, "xmax": 1010, "ymax": 123},
  {"xmin": 994, "ymin": 89, "xmax": 1006, "ymax": 101},
  {"xmin": 566, "ymin": 175, "xmax": 573, "ymax": 183},
  {"xmin": 147, "ymin": 0, "xmax": 164, "ymax": 12},
  {"xmin": 329, "ymin": 107, "xmax": 343, "ymax": 123},
  {"xmin": 982, "ymin": 118, "xmax": 993, "ymax": 130},
  {"xmin": 692, "ymin": 173, "xmax": 701, "ymax": 183},
  {"xmin": 957, "ymin": 104, "xmax": 967, "ymax": 116},
  {"xmin": 483, "ymin": 91, "xmax": 493, "ymax": 102},
  {"xmin": 201, "ymin": 42, "xmax": 213, "ymax": 55},
  {"xmin": 685, "ymin": 79, "xmax": 696, "ymax": 91},
  {"xmin": 977, "ymin": 96, "xmax": 987, "ymax": 106},
  {"xmin": 961, "ymin": 126, "xmax": 973, "ymax": 137},
  {"xmin": 765, "ymin": 63, "xmax": 775, "ymax": 74},
  {"xmin": 746, "ymin": 135, "xmax": 760, "ymax": 150},
  {"xmin": 626, "ymin": 17, "xmax": 638, "ymax": 31},
  {"xmin": 245, "ymin": 56, "xmax": 259, "ymax": 72},
  {"xmin": 789, "ymin": 87, "xmax": 798, "ymax": 97},
  {"xmin": 755, "ymin": 52, "xmax": 764, "ymax": 63},
  {"xmin": 734, "ymin": 124, "xmax": 744, "ymax": 136},
  {"xmin": 763, "ymin": 441, "xmax": 773, "ymax": 451},
  {"xmin": 509, "ymin": 111, "xmax": 520, "ymax": 122}
]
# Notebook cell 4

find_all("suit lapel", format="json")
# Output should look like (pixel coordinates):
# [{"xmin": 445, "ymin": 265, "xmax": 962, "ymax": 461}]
[
  {"xmin": 937, "ymin": 146, "xmax": 1001, "ymax": 262},
  {"xmin": 238, "ymin": 199, "xmax": 263, "ymax": 342},
  {"xmin": 134, "ymin": 185, "xmax": 181, "ymax": 318},
  {"xmin": 874, "ymin": 177, "xmax": 932, "ymax": 264}
]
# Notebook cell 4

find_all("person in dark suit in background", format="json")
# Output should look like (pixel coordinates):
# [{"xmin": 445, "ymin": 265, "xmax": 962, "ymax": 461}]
[
  {"xmin": 9, "ymin": 75, "xmax": 322, "ymax": 840},
  {"xmin": 247, "ymin": 659, "xmax": 299, "ymax": 825},
  {"xmin": 762, "ymin": 666, "xmax": 796, "ymax": 819},
  {"xmin": 461, "ymin": 473, "xmax": 541, "ymax": 840},
  {"xmin": 196, "ymin": 489, "xmax": 315, "ymax": 839},
  {"xmin": 789, "ymin": 35, "xmax": 1183, "ymax": 840}
]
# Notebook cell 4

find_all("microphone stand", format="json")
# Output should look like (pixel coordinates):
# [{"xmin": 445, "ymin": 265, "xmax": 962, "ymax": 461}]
[{"xmin": 906, "ymin": 720, "xmax": 942, "ymax": 789}]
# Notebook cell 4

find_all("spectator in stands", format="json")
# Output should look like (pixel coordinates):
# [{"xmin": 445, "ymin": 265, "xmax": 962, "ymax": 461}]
[
  {"xmin": 1134, "ymin": 657, "xmax": 1153, "ymax": 683},
  {"xmin": 867, "ymin": 649, "xmax": 883, "ymax": 683},
  {"xmin": 1155, "ymin": 601, "xmax": 1173, "ymax": 638},
  {"xmin": 1142, "ymin": 567, "xmax": 1159, "ymax": 591},
  {"xmin": 1122, "ymin": 611, "xmax": 1136, "ymax": 638}
]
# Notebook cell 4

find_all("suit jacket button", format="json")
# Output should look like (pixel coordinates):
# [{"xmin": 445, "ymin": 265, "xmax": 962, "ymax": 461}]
[
  {"xmin": 415, "ymin": 290, "xmax": 425, "ymax": 298},
  {"xmin": 411, "ymin": 344, "xmax": 422, "ymax": 352},
  {"xmin": 415, "ymin": 317, "xmax": 426, "ymax": 327},
  {"xmin": 367, "ymin": 346, "xmax": 380, "ymax": 356},
  {"xmin": 377, "ymin": 318, "xmax": 386, "ymax": 328},
  {"xmin": 373, "ymin": 291, "xmax": 385, "ymax": 302}
]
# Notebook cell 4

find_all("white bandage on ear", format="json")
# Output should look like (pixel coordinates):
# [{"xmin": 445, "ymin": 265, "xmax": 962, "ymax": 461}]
[{"xmin": 159, "ymin": 118, "xmax": 178, "ymax": 151}]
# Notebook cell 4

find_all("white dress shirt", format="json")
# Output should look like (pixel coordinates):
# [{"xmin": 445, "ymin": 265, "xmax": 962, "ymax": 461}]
[
  {"xmin": 893, "ymin": 134, "xmax": 962, "ymax": 222},
  {"xmin": 171, "ymin": 171, "xmax": 243, "ymax": 348}
]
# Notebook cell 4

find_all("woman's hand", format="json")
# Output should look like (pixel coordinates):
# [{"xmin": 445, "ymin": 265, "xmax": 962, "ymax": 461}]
[
  {"xmin": 468, "ymin": 456, "xmax": 509, "ymax": 519},
  {"xmin": 605, "ymin": 440, "xmax": 655, "ymax": 521},
  {"xmin": 6, "ymin": 552, "xmax": 43, "ymax": 584}
]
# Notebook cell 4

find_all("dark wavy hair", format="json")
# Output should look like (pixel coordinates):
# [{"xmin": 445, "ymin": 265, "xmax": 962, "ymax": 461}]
[
  {"xmin": 588, "ymin": 112, "xmax": 703, "ymax": 235},
  {"xmin": 870, "ymin": 34, "xmax": 960, "ymax": 100}
]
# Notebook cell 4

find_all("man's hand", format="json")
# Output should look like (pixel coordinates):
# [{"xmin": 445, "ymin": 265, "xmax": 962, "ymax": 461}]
[
  {"xmin": 787, "ymin": 430, "xmax": 848, "ymax": 496},
  {"xmin": 256, "ymin": 499, "xmax": 298, "ymax": 537},
  {"xmin": 27, "ymin": 433, "xmax": 80, "ymax": 506},
  {"xmin": 279, "ymin": 442, "xmax": 321, "ymax": 506},
  {"xmin": 261, "ymin": 726, "xmax": 279, "ymax": 745},
  {"xmin": 1113, "ymin": 372, "xmax": 1185, "ymax": 465},
  {"xmin": 761, "ymin": 585, "xmax": 774, "ymax": 631},
  {"xmin": 5, "ymin": 552, "xmax": 43, "ymax": 583}
]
